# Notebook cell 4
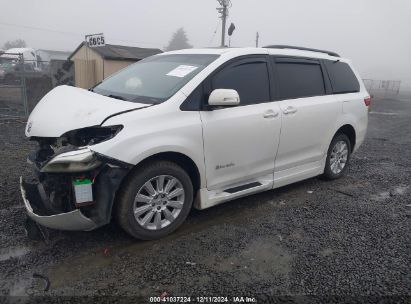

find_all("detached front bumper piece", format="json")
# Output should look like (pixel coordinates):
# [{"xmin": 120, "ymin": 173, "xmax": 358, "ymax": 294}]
[{"xmin": 20, "ymin": 177, "xmax": 97, "ymax": 231}]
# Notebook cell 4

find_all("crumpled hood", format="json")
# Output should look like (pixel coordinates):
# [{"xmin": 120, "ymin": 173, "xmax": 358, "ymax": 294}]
[{"xmin": 25, "ymin": 85, "xmax": 150, "ymax": 137}]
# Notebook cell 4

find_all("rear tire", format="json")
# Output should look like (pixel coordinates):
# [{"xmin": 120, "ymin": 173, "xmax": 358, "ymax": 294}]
[
  {"xmin": 115, "ymin": 160, "xmax": 193, "ymax": 240},
  {"xmin": 322, "ymin": 133, "xmax": 351, "ymax": 180}
]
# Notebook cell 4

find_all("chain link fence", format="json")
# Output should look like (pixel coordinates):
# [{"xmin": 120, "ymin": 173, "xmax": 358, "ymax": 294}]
[
  {"xmin": 363, "ymin": 79, "xmax": 401, "ymax": 98},
  {"xmin": 0, "ymin": 53, "xmax": 29, "ymax": 119},
  {"xmin": 0, "ymin": 51, "xmax": 74, "ymax": 120}
]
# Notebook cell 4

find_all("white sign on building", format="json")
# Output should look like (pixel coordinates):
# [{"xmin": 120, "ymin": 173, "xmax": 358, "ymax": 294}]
[{"xmin": 85, "ymin": 33, "xmax": 105, "ymax": 47}]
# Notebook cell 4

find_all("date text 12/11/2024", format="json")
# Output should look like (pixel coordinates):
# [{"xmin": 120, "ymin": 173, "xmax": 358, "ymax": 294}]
[{"xmin": 149, "ymin": 296, "xmax": 257, "ymax": 303}]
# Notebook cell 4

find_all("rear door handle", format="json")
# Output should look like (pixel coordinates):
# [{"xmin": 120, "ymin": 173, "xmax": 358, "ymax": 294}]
[
  {"xmin": 263, "ymin": 110, "xmax": 279, "ymax": 119},
  {"xmin": 283, "ymin": 106, "xmax": 297, "ymax": 115}
]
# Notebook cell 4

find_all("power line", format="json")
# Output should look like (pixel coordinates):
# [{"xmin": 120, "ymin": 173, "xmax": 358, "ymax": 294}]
[
  {"xmin": 0, "ymin": 21, "xmax": 81, "ymax": 37},
  {"xmin": 108, "ymin": 38, "xmax": 162, "ymax": 48},
  {"xmin": 0, "ymin": 21, "xmax": 163, "ymax": 48}
]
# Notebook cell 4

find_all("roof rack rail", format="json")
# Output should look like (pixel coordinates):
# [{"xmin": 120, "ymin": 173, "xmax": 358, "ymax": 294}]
[{"xmin": 263, "ymin": 45, "xmax": 340, "ymax": 57}]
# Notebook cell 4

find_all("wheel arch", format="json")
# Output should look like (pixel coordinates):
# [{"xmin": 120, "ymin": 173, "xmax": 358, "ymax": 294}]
[
  {"xmin": 121, "ymin": 151, "xmax": 202, "ymax": 198},
  {"xmin": 335, "ymin": 124, "xmax": 356, "ymax": 152}
]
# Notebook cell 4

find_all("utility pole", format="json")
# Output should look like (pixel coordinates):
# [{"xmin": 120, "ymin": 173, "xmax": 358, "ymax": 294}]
[
  {"xmin": 217, "ymin": 0, "xmax": 229, "ymax": 47},
  {"xmin": 255, "ymin": 32, "xmax": 259, "ymax": 47}
]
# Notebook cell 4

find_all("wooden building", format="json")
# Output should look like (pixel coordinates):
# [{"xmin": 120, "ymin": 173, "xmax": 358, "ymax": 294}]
[{"xmin": 69, "ymin": 43, "xmax": 162, "ymax": 88}]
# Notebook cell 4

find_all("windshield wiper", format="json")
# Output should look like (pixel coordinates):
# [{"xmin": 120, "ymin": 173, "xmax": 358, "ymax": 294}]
[{"xmin": 106, "ymin": 94, "xmax": 127, "ymax": 101}]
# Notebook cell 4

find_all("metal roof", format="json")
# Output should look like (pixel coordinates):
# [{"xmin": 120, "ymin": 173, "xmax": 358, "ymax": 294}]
[{"xmin": 69, "ymin": 42, "xmax": 162, "ymax": 61}]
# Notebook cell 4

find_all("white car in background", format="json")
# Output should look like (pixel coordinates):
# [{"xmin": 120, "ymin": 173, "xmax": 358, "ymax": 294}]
[{"xmin": 21, "ymin": 46, "xmax": 369, "ymax": 240}]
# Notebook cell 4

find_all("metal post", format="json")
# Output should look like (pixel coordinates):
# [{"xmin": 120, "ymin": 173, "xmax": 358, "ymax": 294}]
[
  {"xmin": 383, "ymin": 80, "xmax": 388, "ymax": 99},
  {"xmin": 256, "ymin": 32, "xmax": 259, "ymax": 47},
  {"xmin": 369, "ymin": 80, "xmax": 374, "ymax": 96},
  {"xmin": 221, "ymin": 2, "xmax": 227, "ymax": 46},
  {"xmin": 20, "ymin": 54, "xmax": 29, "ymax": 118},
  {"xmin": 217, "ymin": 0, "xmax": 229, "ymax": 47},
  {"xmin": 85, "ymin": 35, "xmax": 89, "ymax": 87}
]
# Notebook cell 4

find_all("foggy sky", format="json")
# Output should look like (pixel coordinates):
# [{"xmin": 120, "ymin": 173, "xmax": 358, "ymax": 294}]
[{"xmin": 1, "ymin": 0, "xmax": 410, "ymax": 87}]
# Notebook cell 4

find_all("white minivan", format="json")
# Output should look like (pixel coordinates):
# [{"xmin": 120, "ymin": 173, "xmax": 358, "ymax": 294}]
[{"xmin": 20, "ymin": 46, "xmax": 369, "ymax": 240}]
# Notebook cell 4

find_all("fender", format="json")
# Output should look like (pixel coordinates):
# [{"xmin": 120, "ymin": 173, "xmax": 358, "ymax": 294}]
[{"xmin": 90, "ymin": 93, "xmax": 207, "ymax": 188}]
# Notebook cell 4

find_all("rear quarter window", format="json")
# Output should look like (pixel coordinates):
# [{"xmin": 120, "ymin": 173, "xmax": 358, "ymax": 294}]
[{"xmin": 324, "ymin": 60, "xmax": 360, "ymax": 94}]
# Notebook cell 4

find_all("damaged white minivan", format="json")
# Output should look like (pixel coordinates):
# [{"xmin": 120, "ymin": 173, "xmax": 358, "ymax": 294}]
[{"xmin": 21, "ymin": 46, "xmax": 369, "ymax": 240}]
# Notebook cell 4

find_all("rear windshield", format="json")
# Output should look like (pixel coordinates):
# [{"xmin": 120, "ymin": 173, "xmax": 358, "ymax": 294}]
[
  {"xmin": 324, "ymin": 60, "xmax": 360, "ymax": 94},
  {"xmin": 93, "ymin": 54, "xmax": 219, "ymax": 104}
]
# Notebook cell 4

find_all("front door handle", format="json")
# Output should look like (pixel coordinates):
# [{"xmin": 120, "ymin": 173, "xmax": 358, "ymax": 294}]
[
  {"xmin": 263, "ymin": 110, "xmax": 279, "ymax": 119},
  {"xmin": 283, "ymin": 106, "xmax": 297, "ymax": 115}
]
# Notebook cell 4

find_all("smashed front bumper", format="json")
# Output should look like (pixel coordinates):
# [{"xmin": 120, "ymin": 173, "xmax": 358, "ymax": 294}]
[
  {"xmin": 20, "ymin": 149, "xmax": 130, "ymax": 232},
  {"xmin": 20, "ymin": 177, "xmax": 97, "ymax": 231}
]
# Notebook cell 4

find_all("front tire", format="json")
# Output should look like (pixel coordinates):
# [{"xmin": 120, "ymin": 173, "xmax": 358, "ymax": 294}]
[
  {"xmin": 115, "ymin": 160, "xmax": 193, "ymax": 240},
  {"xmin": 323, "ymin": 133, "xmax": 351, "ymax": 180}
]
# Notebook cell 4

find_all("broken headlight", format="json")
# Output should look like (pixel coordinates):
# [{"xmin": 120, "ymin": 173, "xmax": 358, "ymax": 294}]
[
  {"xmin": 41, "ymin": 148, "xmax": 101, "ymax": 173},
  {"xmin": 62, "ymin": 125, "xmax": 123, "ymax": 147}
]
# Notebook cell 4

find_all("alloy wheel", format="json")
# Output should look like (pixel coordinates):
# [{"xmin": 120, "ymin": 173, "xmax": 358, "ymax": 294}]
[
  {"xmin": 133, "ymin": 175, "xmax": 185, "ymax": 230},
  {"xmin": 330, "ymin": 140, "xmax": 349, "ymax": 174}
]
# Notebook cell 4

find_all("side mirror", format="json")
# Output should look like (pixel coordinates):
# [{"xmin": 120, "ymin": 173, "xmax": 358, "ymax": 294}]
[{"xmin": 208, "ymin": 89, "xmax": 240, "ymax": 107}]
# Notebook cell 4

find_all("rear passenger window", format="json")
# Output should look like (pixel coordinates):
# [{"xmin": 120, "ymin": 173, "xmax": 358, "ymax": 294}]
[
  {"xmin": 324, "ymin": 61, "xmax": 360, "ymax": 94},
  {"xmin": 275, "ymin": 60, "xmax": 325, "ymax": 100},
  {"xmin": 212, "ymin": 61, "xmax": 270, "ymax": 105}
]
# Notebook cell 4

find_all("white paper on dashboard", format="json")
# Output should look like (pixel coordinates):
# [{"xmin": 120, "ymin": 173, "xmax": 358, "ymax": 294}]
[{"xmin": 166, "ymin": 65, "xmax": 199, "ymax": 78}]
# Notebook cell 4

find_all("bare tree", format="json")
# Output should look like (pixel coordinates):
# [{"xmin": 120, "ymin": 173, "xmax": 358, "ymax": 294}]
[
  {"xmin": 3, "ymin": 39, "xmax": 27, "ymax": 50},
  {"xmin": 164, "ymin": 28, "xmax": 192, "ymax": 51}
]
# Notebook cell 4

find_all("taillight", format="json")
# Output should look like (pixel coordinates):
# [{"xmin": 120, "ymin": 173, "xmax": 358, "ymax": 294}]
[{"xmin": 364, "ymin": 96, "xmax": 371, "ymax": 107}]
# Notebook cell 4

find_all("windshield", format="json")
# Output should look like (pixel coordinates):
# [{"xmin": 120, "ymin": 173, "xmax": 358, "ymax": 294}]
[{"xmin": 93, "ymin": 54, "xmax": 219, "ymax": 104}]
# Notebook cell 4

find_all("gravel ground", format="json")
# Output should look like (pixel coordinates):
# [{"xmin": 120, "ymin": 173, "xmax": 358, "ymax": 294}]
[{"xmin": 0, "ymin": 94, "xmax": 410, "ymax": 303}]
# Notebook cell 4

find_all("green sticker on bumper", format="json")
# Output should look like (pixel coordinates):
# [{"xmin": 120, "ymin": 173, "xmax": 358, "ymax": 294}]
[
  {"xmin": 73, "ymin": 178, "xmax": 92, "ymax": 186},
  {"xmin": 73, "ymin": 179, "xmax": 93, "ymax": 203}
]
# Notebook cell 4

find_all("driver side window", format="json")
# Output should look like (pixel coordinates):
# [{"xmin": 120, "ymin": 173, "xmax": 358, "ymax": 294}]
[
  {"xmin": 180, "ymin": 57, "xmax": 272, "ymax": 111},
  {"xmin": 211, "ymin": 60, "xmax": 270, "ymax": 106}
]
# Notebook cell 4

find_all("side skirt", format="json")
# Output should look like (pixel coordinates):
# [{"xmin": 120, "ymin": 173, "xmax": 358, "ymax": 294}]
[
  {"xmin": 194, "ymin": 174, "xmax": 273, "ymax": 210},
  {"xmin": 194, "ymin": 156, "xmax": 327, "ymax": 210},
  {"xmin": 273, "ymin": 156, "xmax": 326, "ymax": 189}
]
